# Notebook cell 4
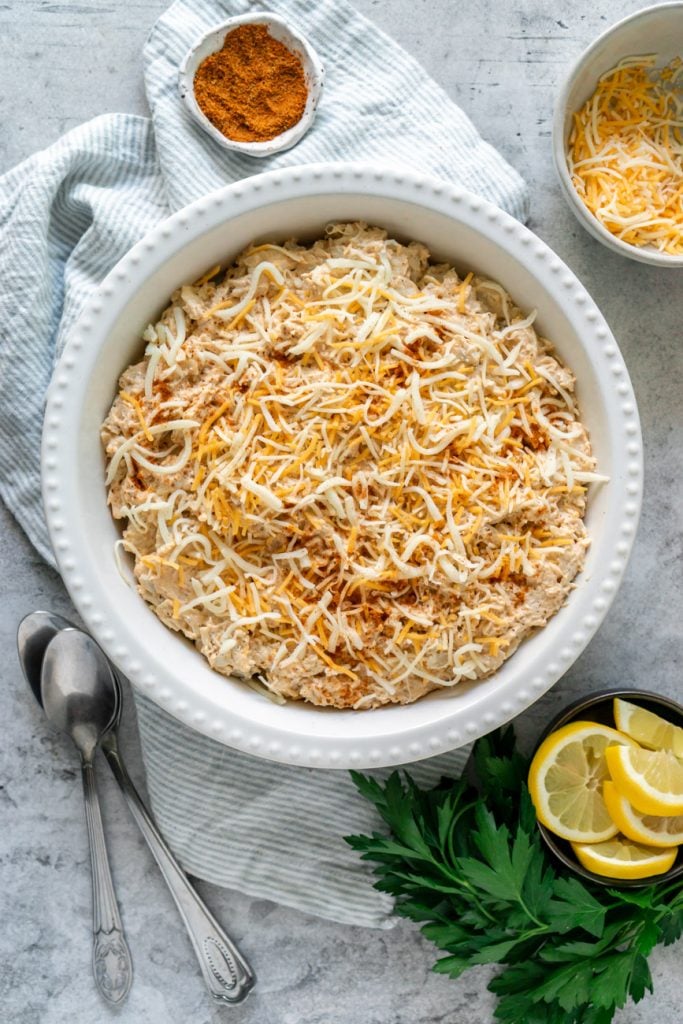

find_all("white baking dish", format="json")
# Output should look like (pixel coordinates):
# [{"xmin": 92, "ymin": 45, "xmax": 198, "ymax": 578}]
[{"xmin": 42, "ymin": 163, "xmax": 642, "ymax": 768}]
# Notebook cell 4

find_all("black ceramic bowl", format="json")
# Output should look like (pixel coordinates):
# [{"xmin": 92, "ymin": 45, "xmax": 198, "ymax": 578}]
[{"xmin": 533, "ymin": 688, "xmax": 683, "ymax": 888}]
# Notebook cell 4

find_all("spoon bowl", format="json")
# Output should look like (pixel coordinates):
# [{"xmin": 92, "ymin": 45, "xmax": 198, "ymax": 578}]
[
  {"xmin": 17, "ymin": 609, "xmax": 76, "ymax": 706},
  {"xmin": 41, "ymin": 629, "xmax": 119, "ymax": 761}
]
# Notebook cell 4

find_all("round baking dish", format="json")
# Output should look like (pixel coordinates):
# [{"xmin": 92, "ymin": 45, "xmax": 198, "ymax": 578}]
[{"xmin": 42, "ymin": 163, "xmax": 643, "ymax": 769}]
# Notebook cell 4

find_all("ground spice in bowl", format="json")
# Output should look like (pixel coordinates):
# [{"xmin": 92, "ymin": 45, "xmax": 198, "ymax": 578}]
[{"xmin": 193, "ymin": 23, "xmax": 308, "ymax": 143}]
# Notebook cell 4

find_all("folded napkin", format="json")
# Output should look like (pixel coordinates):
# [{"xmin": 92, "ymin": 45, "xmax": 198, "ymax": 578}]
[{"xmin": 0, "ymin": 0, "xmax": 527, "ymax": 927}]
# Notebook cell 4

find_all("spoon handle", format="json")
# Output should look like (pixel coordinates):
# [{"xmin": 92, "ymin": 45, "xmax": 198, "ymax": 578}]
[
  {"xmin": 102, "ymin": 740, "xmax": 254, "ymax": 1004},
  {"xmin": 81, "ymin": 760, "xmax": 133, "ymax": 1005}
]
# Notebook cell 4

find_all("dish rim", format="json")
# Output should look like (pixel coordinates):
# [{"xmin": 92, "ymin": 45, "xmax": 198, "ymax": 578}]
[
  {"xmin": 41, "ymin": 162, "xmax": 643, "ymax": 768},
  {"xmin": 552, "ymin": 1, "xmax": 683, "ymax": 268}
]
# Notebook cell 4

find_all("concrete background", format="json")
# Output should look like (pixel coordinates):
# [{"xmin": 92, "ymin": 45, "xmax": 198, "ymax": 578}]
[{"xmin": 1, "ymin": 1, "xmax": 681, "ymax": 1022}]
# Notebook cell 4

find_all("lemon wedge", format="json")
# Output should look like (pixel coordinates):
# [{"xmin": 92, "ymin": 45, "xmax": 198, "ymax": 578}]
[
  {"xmin": 603, "ymin": 781, "xmax": 683, "ymax": 848},
  {"xmin": 571, "ymin": 836, "xmax": 677, "ymax": 879},
  {"xmin": 605, "ymin": 745, "xmax": 683, "ymax": 816},
  {"xmin": 613, "ymin": 698, "xmax": 683, "ymax": 756},
  {"xmin": 528, "ymin": 722, "xmax": 637, "ymax": 842}
]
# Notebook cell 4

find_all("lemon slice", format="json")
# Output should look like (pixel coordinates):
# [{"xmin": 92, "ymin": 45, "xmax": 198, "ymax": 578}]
[
  {"xmin": 571, "ymin": 836, "xmax": 677, "ymax": 879},
  {"xmin": 528, "ymin": 722, "xmax": 637, "ymax": 842},
  {"xmin": 603, "ymin": 781, "xmax": 683, "ymax": 847},
  {"xmin": 605, "ymin": 745, "xmax": 683, "ymax": 815},
  {"xmin": 613, "ymin": 698, "xmax": 683, "ymax": 756}
]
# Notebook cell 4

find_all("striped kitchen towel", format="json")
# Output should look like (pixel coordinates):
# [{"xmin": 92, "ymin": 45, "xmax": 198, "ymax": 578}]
[{"xmin": 0, "ymin": 0, "xmax": 527, "ymax": 927}]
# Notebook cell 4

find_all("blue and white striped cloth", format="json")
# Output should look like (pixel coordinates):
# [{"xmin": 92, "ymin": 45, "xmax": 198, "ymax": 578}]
[{"xmin": 0, "ymin": 0, "xmax": 527, "ymax": 927}]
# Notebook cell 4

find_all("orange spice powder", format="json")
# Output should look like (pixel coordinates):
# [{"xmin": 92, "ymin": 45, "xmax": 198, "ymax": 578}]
[{"xmin": 193, "ymin": 24, "xmax": 308, "ymax": 143}]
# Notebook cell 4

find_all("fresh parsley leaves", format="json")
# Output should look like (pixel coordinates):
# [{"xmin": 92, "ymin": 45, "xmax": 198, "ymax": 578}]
[{"xmin": 345, "ymin": 727, "xmax": 683, "ymax": 1024}]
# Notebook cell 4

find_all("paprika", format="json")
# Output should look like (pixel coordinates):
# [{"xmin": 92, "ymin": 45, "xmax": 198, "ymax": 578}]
[{"xmin": 193, "ymin": 24, "xmax": 308, "ymax": 143}]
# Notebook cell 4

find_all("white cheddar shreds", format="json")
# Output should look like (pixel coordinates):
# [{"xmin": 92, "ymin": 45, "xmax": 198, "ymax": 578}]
[{"xmin": 102, "ymin": 224, "xmax": 598, "ymax": 709}]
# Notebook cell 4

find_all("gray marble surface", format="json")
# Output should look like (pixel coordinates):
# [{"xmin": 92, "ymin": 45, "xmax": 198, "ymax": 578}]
[{"xmin": 1, "ymin": 1, "xmax": 682, "ymax": 1022}]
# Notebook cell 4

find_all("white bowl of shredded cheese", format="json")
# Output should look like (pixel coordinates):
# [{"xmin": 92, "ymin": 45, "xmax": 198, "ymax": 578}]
[
  {"xmin": 42, "ymin": 164, "xmax": 642, "ymax": 768},
  {"xmin": 553, "ymin": 2, "xmax": 683, "ymax": 266}
]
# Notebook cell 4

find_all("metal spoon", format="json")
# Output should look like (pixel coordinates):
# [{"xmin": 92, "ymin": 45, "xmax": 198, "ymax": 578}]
[
  {"xmin": 40, "ymin": 627, "xmax": 133, "ymax": 1005},
  {"xmin": 17, "ymin": 612, "xmax": 255, "ymax": 1005},
  {"xmin": 17, "ymin": 610, "xmax": 74, "ymax": 705}
]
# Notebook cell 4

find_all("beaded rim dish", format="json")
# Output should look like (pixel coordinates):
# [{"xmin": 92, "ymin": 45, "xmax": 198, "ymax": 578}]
[{"xmin": 42, "ymin": 163, "xmax": 643, "ymax": 769}]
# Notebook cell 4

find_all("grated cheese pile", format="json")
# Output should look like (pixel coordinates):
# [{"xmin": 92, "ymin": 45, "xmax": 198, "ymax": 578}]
[
  {"xmin": 568, "ymin": 56, "xmax": 683, "ymax": 254},
  {"xmin": 102, "ymin": 224, "xmax": 600, "ymax": 709}
]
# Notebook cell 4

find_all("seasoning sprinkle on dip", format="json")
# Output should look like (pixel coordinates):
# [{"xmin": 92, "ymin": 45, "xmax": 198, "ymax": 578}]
[{"xmin": 193, "ymin": 24, "xmax": 308, "ymax": 143}]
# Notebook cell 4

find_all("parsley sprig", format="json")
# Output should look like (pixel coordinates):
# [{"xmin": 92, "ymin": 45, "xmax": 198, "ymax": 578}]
[{"xmin": 345, "ymin": 727, "xmax": 683, "ymax": 1024}]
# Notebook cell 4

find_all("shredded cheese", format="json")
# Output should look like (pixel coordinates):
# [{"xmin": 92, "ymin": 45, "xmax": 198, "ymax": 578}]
[
  {"xmin": 568, "ymin": 56, "xmax": 683, "ymax": 254},
  {"xmin": 102, "ymin": 224, "xmax": 598, "ymax": 709}
]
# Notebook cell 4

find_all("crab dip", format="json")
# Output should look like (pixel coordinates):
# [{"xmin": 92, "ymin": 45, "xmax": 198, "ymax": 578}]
[{"xmin": 102, "ymin": 223, "xmax": 601, "ymax": 709}]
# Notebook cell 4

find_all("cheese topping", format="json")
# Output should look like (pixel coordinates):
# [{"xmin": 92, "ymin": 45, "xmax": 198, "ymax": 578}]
[
  {"xmin": 568, "ymin": 56, "xmax": 683, "ymax": 254},
  {"xmin": 102, "ymin": 224, "xmax": 599, "ymax": 709}
]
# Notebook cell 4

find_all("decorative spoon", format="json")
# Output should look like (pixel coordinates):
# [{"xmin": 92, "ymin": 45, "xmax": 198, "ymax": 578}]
[
  {"xmin": 17, "ymin": 612, "xmax": 255, "ymax": 1005},
  {"xmin": 40, "ymin": 627, "xmax": 133, "ymax": 1005}
]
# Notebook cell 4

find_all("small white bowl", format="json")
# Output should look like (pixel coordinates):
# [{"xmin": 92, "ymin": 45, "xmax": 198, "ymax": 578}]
[
  {"xmin": 178, "ymin": 12, "xmax": 324, "ymax": 158},
  {"xmin": 553, "ymin": 2, "xmax": 683, "ymax": 267}
]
